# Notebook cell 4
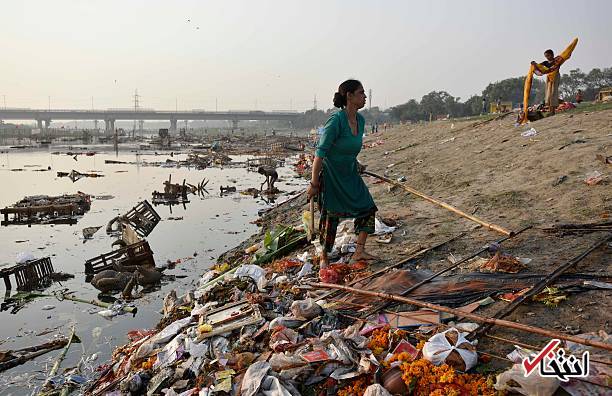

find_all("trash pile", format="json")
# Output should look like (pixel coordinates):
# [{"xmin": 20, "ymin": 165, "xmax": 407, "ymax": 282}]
[
  {"xmin": 83, "ymin": 247, "xmax": 501, "ymax": 396},
  {"xmin": 76, "ymin": 202, "xmax": 612, "ymax": 396}
]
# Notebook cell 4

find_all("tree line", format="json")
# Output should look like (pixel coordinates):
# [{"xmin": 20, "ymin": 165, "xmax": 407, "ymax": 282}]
[{"xmin": 293, "ymin": 66, "xmax": 612, "ymax": 127}]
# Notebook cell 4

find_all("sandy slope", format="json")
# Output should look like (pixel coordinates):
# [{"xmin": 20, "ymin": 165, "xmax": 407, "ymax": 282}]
[{"xmin": 357, "ymin": 108, "xmax": 611, "ymax": 360}]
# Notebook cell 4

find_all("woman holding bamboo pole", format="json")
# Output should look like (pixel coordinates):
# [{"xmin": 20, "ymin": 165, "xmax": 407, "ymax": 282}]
[{"xmin": 307, "ymin": 79, "xmax": 378, "ymax": 268}]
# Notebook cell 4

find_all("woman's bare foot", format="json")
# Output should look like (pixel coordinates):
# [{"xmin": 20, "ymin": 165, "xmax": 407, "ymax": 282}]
[{"xmin": 351, "ymin": 250, "xmax": 380, "ymax": 262}]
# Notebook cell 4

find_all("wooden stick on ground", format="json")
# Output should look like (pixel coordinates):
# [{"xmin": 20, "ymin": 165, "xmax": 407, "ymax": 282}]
[
  {"xmin": 363, "ymin": 170, "xmax": 512, "ymax": 236},
  {"xmin": 308, "ymin": 281, "xmax": 612, "ymax": 352}
]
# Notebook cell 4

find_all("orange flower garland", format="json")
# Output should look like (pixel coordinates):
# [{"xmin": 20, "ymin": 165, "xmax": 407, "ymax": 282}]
[
  {"xmin": 398, "ymin": 358, "xmax": 494, "ymax": 396},
  {"xmin": 337, "ymin": 377, "xmax": 368, "ymax": 396}
]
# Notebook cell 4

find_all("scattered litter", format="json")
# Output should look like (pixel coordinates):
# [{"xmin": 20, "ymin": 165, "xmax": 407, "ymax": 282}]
[
  {"xmin": 584, "ymin": 170, "xmax": 604, "ymax": 185},
  {"xmin": 521, "ymin": 127, "xmax": 538, "ymax": 137},
  {"xmin": 552, "ymin": 175, "xmax": 568, "ymax": 186}
]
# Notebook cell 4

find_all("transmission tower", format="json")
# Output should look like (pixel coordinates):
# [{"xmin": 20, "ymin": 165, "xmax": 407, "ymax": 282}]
[
  {"xmin": 313, "ymin": 94, "xmax": 317, "ymax": 110},
  {"xmin": 133, "ymin": 89, "xmax": 141, "ymax": 137},
  {"xmin": 368, "ymin": 89, "xmax": 372, "ymax": 110}
]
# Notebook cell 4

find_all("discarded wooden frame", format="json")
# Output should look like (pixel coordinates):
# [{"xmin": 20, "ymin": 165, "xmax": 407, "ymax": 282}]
[
  {"xmin": 1, "ymin": 257, "xmax": 56, "ymax": 290},
  {"xmin": 122, "ymin": 200, "xmax": 161, "ymax": 237},
  {"xmin": 84, "ymin": 240, "xmax": 155, "ymax": 276},
  {"xmin": 196, "ymin": 300, "xmax": 263, "ymax": 341}
]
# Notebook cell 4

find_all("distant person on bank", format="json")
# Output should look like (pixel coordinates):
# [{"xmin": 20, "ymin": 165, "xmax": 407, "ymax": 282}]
[{"xmin": 307, "ymin": 79, "xmax": 378, "ymax": 268}]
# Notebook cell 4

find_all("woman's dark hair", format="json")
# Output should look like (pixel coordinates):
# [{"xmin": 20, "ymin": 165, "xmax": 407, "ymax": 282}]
[{"xmin": 333, "ymin": 79, "xmax": 362, "ymax": 108}]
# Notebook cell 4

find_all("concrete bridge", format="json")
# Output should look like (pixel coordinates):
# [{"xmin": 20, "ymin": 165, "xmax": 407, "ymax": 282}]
[{"xmin": 0, "ymin": 108, "xmax": 299, "ymax": 133}]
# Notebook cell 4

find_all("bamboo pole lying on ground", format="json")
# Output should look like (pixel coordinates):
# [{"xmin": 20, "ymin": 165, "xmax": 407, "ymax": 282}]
[
  {"xmin": 363, "ymin": 170, "xmax": 513, "ymax": 236},
  {"xmin": 309, "ymin": 281, "xmax": 612, "ymax": 352}
]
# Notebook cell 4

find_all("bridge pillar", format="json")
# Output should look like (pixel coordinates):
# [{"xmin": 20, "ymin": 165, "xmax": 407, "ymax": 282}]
[
  {"xmin": 37, "ymin": 119, "xmax": 44, "ymax": 130},
  {"xmin": 105, "ymin": 119, "xmax": 115, "ymax": 135},
  {"xmin": 231, "ymin": 119, "xmax": 239, "ymax": 131},
  {"xmin": 94, "ymin": 120, "xmax": 98, "ymax": 131},
  {"xmin": 138, "ymin": 120, "xmax": 144, "ymax": 132},
  {"xmin": 170, "ymin": 118, "xmax": 177, "ymax": 133},
  {"xmin": 43, "ymin": 120, "xmax": 51, "ymax": 131}
]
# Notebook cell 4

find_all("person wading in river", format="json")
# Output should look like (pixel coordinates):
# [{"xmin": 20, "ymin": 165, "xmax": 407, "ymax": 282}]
[{"xmin": 307, "ymin": 79, "xmax": 379, "ymax": 268}]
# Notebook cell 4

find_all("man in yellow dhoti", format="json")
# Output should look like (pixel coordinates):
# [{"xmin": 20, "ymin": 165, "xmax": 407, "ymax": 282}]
[
  {"xmin": 519, "ymin": 38, "xmax": 578, "ymax": 124},
  {"xmin": 531, "ymin": 49, "xmax": 563, "ymax": 114}
]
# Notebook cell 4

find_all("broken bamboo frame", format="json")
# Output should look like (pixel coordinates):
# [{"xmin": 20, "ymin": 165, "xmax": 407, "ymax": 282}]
[
  {"xmin": 469, "ymin": 232, "xmax": 612, "ymax": 340},
  {"xmin": 314, "ymin": 230, "xmax": 469, "ymax": 302},
  {"xmin": 309, "ymin": 282, "xmax": 612, "ymax": 352},
  {"xmin": 363, "ymin": 170, "xmax": 512, "ymax": 236},
  {"xmin": 362, "ymin": 225, "xmax": 532, "ymax": 317}
]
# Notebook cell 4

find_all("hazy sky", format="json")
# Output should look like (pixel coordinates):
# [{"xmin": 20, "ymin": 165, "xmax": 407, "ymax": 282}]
[{"xmin": 2, "ymin": 0, "xmax": 611, "ymax": 112}]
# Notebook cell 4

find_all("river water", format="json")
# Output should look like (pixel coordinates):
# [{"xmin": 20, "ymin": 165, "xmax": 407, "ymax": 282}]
[{"xmin": 0, "ymin": 146, "xmax": 303, "ymax": 394}]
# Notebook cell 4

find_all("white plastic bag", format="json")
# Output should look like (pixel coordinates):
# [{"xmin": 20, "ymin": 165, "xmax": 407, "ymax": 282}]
[
  {"xmin": 374, "ymin": 218, "xmax": 396, "ymax": 235},
  {"xmin": 521, "ymin": 127, "xmax": 537, "ymax": 137},
  {"xmin": 495, "ymin": 363, "xmax": 559, "ymax": 396},
  {"xmin": 363, "ymin": 384, "xmax": 392, "ymax": 396},
  {"xmin": 422, "ymin": 328, "xmax": 477, "ymax": 371},
  {"xmin": 234, "ymin": 264, "xmax": 267, "ymax": 291}
]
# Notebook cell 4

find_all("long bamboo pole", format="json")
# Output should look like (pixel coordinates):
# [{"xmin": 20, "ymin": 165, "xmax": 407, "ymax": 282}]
[
  {"xmin": 363, "ymin": 171, "xmax": 512, "ymax": 236},
  {"xmin": 309, "ymin": 282, "xmax": 612, "ymax": 352}
]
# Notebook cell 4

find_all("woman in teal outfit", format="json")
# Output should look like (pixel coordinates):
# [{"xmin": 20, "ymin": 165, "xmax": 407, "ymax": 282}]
[{"xmin": 307, "ymin": 79, "xmax": 378, "ymax": 268}]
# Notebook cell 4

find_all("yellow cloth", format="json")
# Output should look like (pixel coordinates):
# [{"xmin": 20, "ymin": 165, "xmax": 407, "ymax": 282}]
[{"xmin": 520, "ymin": 38, "xmax": 578, "ymax": 124}]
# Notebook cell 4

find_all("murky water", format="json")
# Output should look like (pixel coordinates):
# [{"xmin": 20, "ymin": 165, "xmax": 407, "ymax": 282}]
[{"xmin": 0, "ymin": 146, "xmax": 303, "ymax": 394}]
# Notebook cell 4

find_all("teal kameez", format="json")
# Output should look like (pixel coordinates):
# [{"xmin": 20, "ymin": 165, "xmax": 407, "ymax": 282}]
[{"xmin": 315, "ymin": 110, "xmax": 377, "ymax": 252}]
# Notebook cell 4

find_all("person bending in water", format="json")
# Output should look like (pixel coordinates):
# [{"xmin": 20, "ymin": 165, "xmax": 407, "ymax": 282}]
[{"xmin": 258, "ymin": 166, "xmax": 278, "ymax": 192}]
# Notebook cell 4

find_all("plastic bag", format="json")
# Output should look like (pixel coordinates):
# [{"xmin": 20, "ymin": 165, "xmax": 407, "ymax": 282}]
[
  {"xmin": 270, "ymin": 352, "xmax": 307, "ymax": 371},
  {"xmin": 374, "ymin": 217, "xmax": 396, "ymax": 235},
  {"xmin": 495, "ymin": 363, "xmax": 559, "ymax": 396},
  {"xmin": 521, "ymin": 127, "xmax": 537, "ymax": 137},
  {"xmin": 234, "ymin": 264, "xmax": 267, "ymax": 291},
  {"xmin": 364, "ymin": 384, "xmax": 393, "ymax": 396},
  {"xmin": 422, "ymin": 328, "xmax": 478, "ymax": 371},
  {"xmin": 241, "ymin": 361, "xmax": 271, "ymax": 396},
  {"xmin": 291, "ymin": 298, "xmax": 322, "ymax": 320}
]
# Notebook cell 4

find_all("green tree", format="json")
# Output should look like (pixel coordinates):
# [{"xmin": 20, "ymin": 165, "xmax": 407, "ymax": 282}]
[
  {"xmin": 390, "ymin": 99, "xmax": 424, "ymax": 122},
  {"xmin": 421, "ymin": 91, "xmax": 451, "ymax": 118},
  {"xmin": 559, "ymin": 68, "xmax": 586, "ymax": 100}
]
